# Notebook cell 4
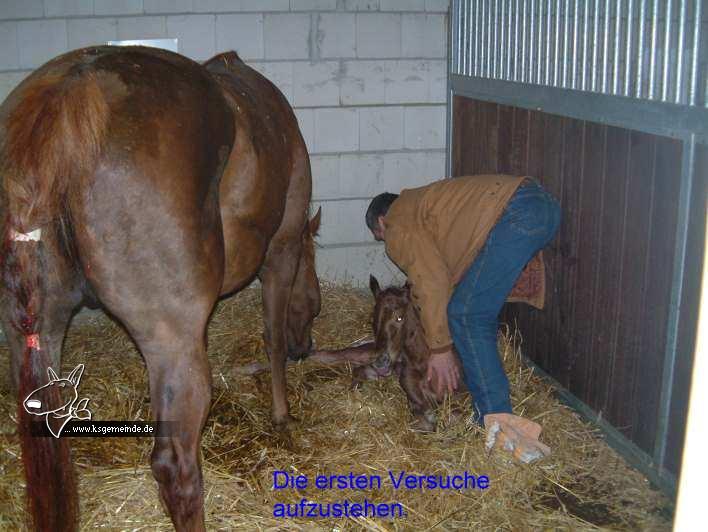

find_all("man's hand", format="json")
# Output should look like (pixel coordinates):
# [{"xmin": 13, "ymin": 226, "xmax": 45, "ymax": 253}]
[{"xmin": 426, "ymin": 349, "xmax": 460, "ymax": 397}]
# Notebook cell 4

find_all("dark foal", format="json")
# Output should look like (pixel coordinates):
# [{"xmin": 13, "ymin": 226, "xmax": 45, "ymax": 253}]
[
  {"xmin": 1, "ymin": 47, "xmax": 320, "ymax": 531},
  {"xmin": 314, "ymin": 276, "xmax": 463, "ymax": 432},
  {"xmin": 368, "ymin": 276, "xmax": 464, "ymax": 431}
]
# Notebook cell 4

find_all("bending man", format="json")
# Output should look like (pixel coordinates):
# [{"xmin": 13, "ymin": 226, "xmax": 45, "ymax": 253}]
[{"xmin": 365, "ymin": 174, "xmax": 560, "ymax": 462}]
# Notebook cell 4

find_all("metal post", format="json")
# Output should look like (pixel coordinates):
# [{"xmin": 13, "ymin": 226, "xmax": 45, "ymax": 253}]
[
  {"xmin": 662, "ymin": 0, "xmax": 674, "ymax": 101},
  {"xmin": 653, "ymin": 133, "xmax": 696, "ymax": 473},
  {"xmin": 625, "ymin": 0, "xmax": 635, "ymax": 96},
  {"xmin": 689, "ymin": 0, "xmax": 702, "ymax": 106},
  {"xmin": 649, "ymin": 0, "xmax": 660, "ymax": 98},
  {"xmin": 446, "ymin": 1, "xmax": 456, "ymax": 177},
  {"xmin": 675, "ymin": 0, "xmax": 687, "ymax": 104},
  {"xmin": 636, "ymin": 0, "xmax": 647, "ymax": 97}
]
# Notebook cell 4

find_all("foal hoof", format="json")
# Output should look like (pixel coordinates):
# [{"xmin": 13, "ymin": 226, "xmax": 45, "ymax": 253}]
[
  {"xmin": 410, "ymin": 417, "xmax": 436, "ymax": 433},
  {"xmin": 273, "ymin": 413, "xmax": 299, "ymax": 432}
]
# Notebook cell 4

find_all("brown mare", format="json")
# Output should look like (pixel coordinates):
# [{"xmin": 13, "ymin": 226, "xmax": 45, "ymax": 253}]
[{"xmin": 0, "ymin": 46, "xmax": 321, "ymax": 531}]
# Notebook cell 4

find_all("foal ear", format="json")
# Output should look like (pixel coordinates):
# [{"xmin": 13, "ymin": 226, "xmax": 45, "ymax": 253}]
[
  {"xmin": 309, "ymin": 207, "xmax": 322, "ymax": 236},
  {"xmin": 67, "ymin": 364, "xmax": 85, "ymax": 386},
  {"xmin": 369, "ymin": 275, "xmax": 381, "ymax": 297}
]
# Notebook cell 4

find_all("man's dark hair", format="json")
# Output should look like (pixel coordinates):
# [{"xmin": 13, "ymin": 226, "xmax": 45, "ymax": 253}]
[{"xmin": 365, "ymin": 193, "xmax": 399, "ymax": 232}]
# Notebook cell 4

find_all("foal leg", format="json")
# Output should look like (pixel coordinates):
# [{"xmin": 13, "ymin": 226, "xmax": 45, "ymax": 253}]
[
  {"xmin": 399, "ymin": 366, "xmax": 436, "ymax": 432},
  {"xmin": 259, "ymin": 240, "xmax": 301, "ymax": 428}
]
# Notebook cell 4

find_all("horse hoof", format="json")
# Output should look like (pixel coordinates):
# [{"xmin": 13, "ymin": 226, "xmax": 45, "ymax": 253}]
[
  {"xmin": 287, "ymin": 351, "xmax": 310, "ymax": 362},
  {"xmin": 273, "ymin": 413, "xmax": 298, "ymax": 431}
]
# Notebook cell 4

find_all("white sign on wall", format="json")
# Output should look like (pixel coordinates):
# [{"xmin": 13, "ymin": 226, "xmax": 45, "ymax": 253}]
[{"xmin": 106, "ymin": 39, "xmax": 179, "ymax": 53}]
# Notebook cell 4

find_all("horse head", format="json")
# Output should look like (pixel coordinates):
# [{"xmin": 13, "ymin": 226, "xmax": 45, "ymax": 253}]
[{"xmin": 286, "ymin": 207, "xmax": 322, "ymax": 360}]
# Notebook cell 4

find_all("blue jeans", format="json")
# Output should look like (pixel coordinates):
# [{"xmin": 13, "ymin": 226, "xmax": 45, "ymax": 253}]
[{"xmin": 447, "ymin": 180, "xmax": 561, "ymax": 421}]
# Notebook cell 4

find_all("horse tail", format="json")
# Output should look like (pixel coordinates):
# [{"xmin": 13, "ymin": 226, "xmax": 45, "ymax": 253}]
[
  {"xmin": 0, "ymin": 67, "xmax": 107, "ymax": 531},
  {"xmin": 2, "ymin": 67, "xmax": 109, "ymax": 231},
  {"xmin": 0, "ymin": 232, "xmax": 78, "ymax": 531}
]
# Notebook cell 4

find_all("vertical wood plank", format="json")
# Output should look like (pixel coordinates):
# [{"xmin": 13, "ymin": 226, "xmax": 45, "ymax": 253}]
[
  {"xmin": 571, "ymin": 121, "xmax": 607, "ymax": 407},
  {"xmin": 452, "ymin": 95, "xmax": 476, "ymax": 176},
  {"xmin": 497, "ymin": 104, "xmax": 514, "ymax": 174},
  {"xmin": 526, "ymin": 110, "xmax": 545, "ymax": 179},
  {"xmin": 521, "ymin": 109, "xmax": 547, "ymax": 359},
  {"xmin": 509, "ymin": 106, "xmax": 529, "ymax": 175},
  {"xmin": 557, "ymin": 118, "xmax": 584, "ymax": 389},
  {"xmin": 608, "ymin": 130, "xmax": 656, "ymax": 445},
  {"xmin": 539, "ymin": 113, "xmax": 566, "ymax": 376},
  {"xmin": 507, "ymin": 106, "xmax": 534, "ymax": 356},
  {"xmin": 475, "ymin": 101, "xmax": 500, "ymax": 173},
  {"xmin": 592, "ymin": 126, "xmax": 631, "ymax": 414}
]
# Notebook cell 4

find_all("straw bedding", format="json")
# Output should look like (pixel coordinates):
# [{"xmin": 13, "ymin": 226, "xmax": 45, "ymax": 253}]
[{"xmin": 0, "ymin": 283, "xmax": 672, "ymax": 530}]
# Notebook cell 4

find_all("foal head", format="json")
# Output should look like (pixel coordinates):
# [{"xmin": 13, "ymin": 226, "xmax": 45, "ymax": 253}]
[
  {"xmin": 369, "ymin": 275, "xmax": 417, "ymax": 376},
  {"xmin": 287, "ymin": 207, "xmax": 322, "ymax": 359}
]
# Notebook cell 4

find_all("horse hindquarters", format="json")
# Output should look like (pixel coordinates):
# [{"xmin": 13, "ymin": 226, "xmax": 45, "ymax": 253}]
[
  {"xmin": 74, "ymin": 174, "xmax": 223, "ymax": 530},
  {"xmin": 64, "ymin": 50, "xmax": 233, "ymax": 530}
]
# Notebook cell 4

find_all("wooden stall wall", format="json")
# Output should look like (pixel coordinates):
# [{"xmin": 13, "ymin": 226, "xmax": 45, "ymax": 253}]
[{"xmin": 451, "ymin": 95, "xmax": 697, "ymax": 476}]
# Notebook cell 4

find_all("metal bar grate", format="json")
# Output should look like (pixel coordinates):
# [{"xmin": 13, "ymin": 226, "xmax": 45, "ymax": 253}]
[{"xmin": 451, "ymin": 0, "xmax": 708, "ymax": 107}]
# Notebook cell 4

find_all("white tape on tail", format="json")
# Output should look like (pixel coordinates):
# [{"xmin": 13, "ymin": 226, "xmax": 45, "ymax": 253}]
[{"xmin": 10, "ymin": 228, "xmax": 41, "ymax": 242}]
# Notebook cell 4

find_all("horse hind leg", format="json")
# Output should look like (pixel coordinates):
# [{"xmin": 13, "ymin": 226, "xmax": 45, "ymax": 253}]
[
  {"xmin": 86, "ymin": 248, "xmax": 219, "ymax": 529},
  {"xmin": 132, "ymin": 316, "xmax": 212, "ymax": 531},
  {"xmin": 85, "ymin": 265, "xmax": 217, "ymax": 529}
]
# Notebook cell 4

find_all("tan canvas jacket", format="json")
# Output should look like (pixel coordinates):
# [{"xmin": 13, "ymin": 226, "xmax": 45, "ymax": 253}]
[{"xmin": 383, "ymin": 174, "xmax": 546, "ymax": 352}]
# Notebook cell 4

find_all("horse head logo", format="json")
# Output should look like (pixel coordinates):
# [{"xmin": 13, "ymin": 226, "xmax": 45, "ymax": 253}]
[{"xmin": 23, "ymin": 364, "xmax": 92, "ymax": 438}]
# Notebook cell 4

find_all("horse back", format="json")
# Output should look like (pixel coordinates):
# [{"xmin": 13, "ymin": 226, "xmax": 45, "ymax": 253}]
[
  {"xmin": 204, "ymin": 52, "xmax": 311, "ymax": 294},
  {"xmin": 204, "ymin": 50, "xmax": 303, "ymax": 226}
]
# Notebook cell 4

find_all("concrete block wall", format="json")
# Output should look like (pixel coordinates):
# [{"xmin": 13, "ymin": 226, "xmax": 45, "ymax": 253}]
[{"xmin": 0, "ymin": 0, "xmax": 450, "ymax": 287}]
